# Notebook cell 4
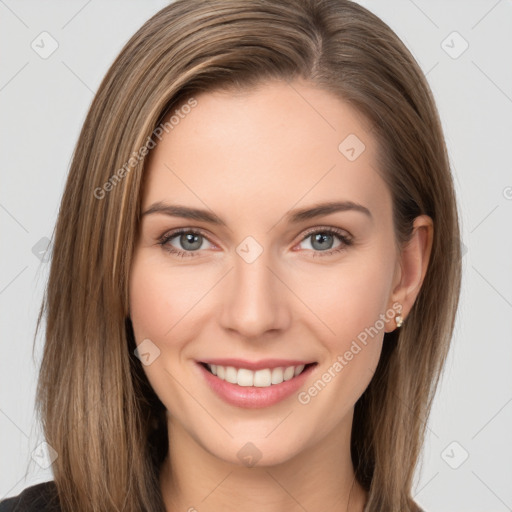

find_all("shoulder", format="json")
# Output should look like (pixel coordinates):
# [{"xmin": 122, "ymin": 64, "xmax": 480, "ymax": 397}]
[{"xmin": 0, "ymin": 481, "xmax": 60, "ymax": 512}]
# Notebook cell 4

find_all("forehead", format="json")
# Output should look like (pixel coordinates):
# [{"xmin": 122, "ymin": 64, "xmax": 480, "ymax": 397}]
[{"xmin": 142, "ymin": 80, "xmax": 391, "ymax": 227}]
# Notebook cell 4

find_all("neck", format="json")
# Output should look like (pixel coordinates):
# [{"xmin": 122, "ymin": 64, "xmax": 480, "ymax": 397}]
[{"xmin": 159, "ymin": 411, "xmax": 367, "ymax": 512}]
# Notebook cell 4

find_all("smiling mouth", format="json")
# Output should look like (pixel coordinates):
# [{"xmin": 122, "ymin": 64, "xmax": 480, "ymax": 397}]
[{"xmin": 199, "ymin": 362, "xmax": 317, "ymax": 387}]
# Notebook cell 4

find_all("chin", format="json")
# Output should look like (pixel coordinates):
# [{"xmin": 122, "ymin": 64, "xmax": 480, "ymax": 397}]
[{"xmin": 203, "ymin": 434, "xmax": 309, "ymax": 469}]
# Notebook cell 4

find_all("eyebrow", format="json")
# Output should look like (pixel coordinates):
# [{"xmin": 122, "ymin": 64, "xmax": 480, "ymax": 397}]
[{"xmin": 141, "ymin": 200, "xmax": 372, "ymax": 226}]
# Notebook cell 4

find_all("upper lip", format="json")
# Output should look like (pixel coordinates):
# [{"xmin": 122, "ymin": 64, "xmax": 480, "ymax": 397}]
[{"xmin": 199, "ymin": 358, "xmax": 316, "ymax": 371}]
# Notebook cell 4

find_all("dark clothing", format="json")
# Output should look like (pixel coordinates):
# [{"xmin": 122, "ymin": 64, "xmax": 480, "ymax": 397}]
[
  {"xmin": 0, "ymin": 481, "xmax": 60, "ymax": 512},
  {"xmin": 1, "ymin": 480, "xmax": 428, "ymax": 511}
]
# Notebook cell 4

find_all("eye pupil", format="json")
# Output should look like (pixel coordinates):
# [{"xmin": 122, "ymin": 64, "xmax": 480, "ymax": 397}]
[
  {"xmin": 312, "ymin": 232, "xmax": 333, "ymax": 251},
  {"xmin": 181, "ymin": 233, "xmax": 202, "ymax": 250}
]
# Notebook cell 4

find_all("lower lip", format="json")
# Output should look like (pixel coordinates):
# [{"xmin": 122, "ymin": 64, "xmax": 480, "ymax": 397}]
[{"xmin": 196, "ymin": 362, "xmax": 317, "ymax": 409}]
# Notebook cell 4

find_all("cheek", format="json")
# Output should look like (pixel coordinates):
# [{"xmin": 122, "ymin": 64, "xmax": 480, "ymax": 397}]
[
  {"xmin": 129, "ymin": 254, "xmax": 209, "ymax": 342},
  {"xmin": 128, "ymin": 255, "xmax": 200, "ymax": 411},
  {"xmin": 129, "ymin": 263, "xmax": 170, "ymax": 341},
  {"xmin": 295, "ymin": 260, "xmax": 389, "ymax": 415},
  {"xmin": 297, "ymin": 254, "xmax": 394, "ymax": 338}
]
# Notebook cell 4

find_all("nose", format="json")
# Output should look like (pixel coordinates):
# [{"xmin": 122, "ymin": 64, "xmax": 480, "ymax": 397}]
[{"xmin": 219, "ymin": 248, "xmax": 291, "ymax": 339}]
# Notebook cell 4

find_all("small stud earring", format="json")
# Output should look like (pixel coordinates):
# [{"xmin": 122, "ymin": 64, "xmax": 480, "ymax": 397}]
[{"xmin": 395, "ymin": 314, "xmax": 403, "ymax": 328}]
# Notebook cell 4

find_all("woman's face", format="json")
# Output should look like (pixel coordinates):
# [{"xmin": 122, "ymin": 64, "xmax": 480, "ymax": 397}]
[{"xmin": 129, "ymin": 80, "xmax": 402, "ymax": 466}]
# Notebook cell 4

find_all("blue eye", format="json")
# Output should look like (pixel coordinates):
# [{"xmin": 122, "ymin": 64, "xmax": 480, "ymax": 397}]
[
  {"xmin": 158, "ymin": 229, "xmax": 212, "ymax": 257},
  {"xmin": 158, "ymin": 227, "xmax": 352, "ymax": 258},
  {"xmin": 296, "ymin": 227, "xmax": 353, "ymax": 258}
]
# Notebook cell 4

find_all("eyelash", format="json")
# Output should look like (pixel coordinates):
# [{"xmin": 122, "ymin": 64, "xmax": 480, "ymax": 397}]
[{"xmin": 157, "ymin": 226, "xmax": 353, "ymax": 259}]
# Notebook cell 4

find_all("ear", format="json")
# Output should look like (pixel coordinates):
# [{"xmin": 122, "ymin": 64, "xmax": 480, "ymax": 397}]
[{"xmin": 385, "ymin": 215, "xmax": 434, "ymax": 332}]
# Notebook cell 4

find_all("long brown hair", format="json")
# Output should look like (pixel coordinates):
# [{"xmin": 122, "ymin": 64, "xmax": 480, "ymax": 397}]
[{"xmin": 36, "ymin": 0, "xmax": 461, "ymax": 510}]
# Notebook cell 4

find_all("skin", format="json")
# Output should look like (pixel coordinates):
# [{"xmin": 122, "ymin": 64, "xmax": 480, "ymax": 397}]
[{"xmin": 129, "ymin": 79, "xmax": 433, "ymax": 512}]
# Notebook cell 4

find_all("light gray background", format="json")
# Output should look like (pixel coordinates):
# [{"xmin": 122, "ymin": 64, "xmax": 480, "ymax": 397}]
[{"xmin": 1, "ymin": 1, "xmax": 511, "ymax": 510}]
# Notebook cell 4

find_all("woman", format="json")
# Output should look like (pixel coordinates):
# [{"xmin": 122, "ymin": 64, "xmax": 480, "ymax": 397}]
[{"xmin": 0, "ymin": 0, "xmax": 461, "ymax": 510}]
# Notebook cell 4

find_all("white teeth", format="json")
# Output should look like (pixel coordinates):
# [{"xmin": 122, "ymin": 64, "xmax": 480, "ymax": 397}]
[
  {"xmin": 225, "ymin": 366, "xmax": 237, "ymax": 384},
  {"xmin": 271, "ymin": 367, "xmax": 284, "ymax": 384},
  {"xmin": 206, "ymin": 363, "xmax": 308, "ymax": 387},
  {"xmin": 283, "ymin": 366, "xmax": 295, "ymax": 381},
  {"xmin": 237, "ymin": 368, "xmax": 253, "ymax": 387},
  {"xmin": 253, "ymin": 369, "xmax": 272, "ymax": 387}
]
